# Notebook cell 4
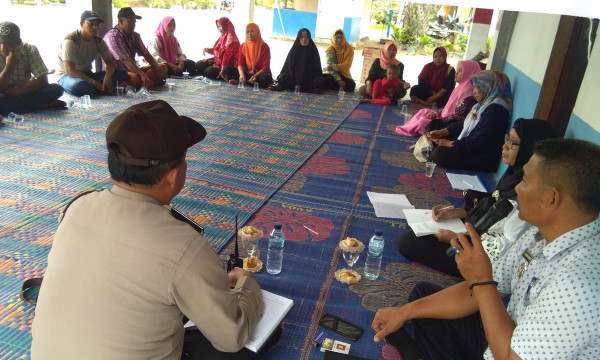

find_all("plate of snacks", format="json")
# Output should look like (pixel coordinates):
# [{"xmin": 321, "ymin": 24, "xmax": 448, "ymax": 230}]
[
  {"xmin": 243, "ymin": 256, "xmax": 263, "ymax": 273},
  {"xmin": 338, "ymin": 237, "xmax": 365, "ymax": 253},
  {"xmin": 334, "ymin": 269, "xmax": 361, "ymax": 284},
  {"xmin": 238, "ymin": 225, "xmax": 263, "ymax": 242}
]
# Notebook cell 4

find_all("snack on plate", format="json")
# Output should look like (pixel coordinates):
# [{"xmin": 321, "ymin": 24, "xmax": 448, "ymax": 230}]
[
  {"xmin": 238, "ymin": 225, "xmax": 263, "ymax": 241},
  {"xmin": 338, "ymin": 237, "xmax": 365, "ymax": 253},
  {"xmin": 243, "ymin": 256, "xmax": 263, "ymax": 273},
  {"xmin": 334, "ymin": 269, "xmax": 361, "ymax": 284}
]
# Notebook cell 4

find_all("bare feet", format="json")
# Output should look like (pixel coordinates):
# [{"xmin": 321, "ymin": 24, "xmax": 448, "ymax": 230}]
[{"xmin": 228, "ymin": 79, "xmax": 239, "ymax": 85}]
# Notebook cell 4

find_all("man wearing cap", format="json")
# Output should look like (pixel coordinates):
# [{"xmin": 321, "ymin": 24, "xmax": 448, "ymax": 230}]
[
  {"xmin": 55, "ymin": 10, "xmax": 129, "ymax": 97},
  {"xmin": 103, "ymin": 7, "xmax": 167, "ymax": 89},
  {"xmin": 32, "ymin": 100, "xmax": 265, "ymax": 359},
  {"xmin": 0, "ymin": 21, "xmax": 64, "ymax": 115}
]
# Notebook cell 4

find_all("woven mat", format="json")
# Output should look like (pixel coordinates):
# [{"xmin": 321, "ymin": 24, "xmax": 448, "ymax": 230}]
[
  {"xmin": 226, "ymin": 103, "xmax": 496, "ymax": 359},
  {"xmin": 0, "ymin": 79, "xmax": 356, "ymax": 358}
]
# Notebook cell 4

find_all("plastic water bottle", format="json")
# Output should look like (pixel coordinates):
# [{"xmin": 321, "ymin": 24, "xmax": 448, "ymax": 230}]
[
  {"xmin": 266, "ymin": 222, "xmax": 285, "ymax": 275},
  {"xmin": 364, "ymin": 230, "xmax": 384, "ymax": 280},
  {"xmin": 338, "ymin": 87, "xmax": 345, "ymax": 100}
]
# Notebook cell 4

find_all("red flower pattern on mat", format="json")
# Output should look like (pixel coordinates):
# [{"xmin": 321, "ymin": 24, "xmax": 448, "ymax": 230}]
[
  {"xmin": 398, "ymin": 173, "xmax": 462, "ymax": 198},
  {"xmin": 247, "ymin": 206, "xmax": 333, "ymax": 242},
  {"xmin": 328, "ymin": 131, "xmax": 367, "ymax": 145},
  {"xmin": 349, "ymin": 109, "xmax": 372, "ymax": 119},
  {"xmin": 299, "ymin": 155, "xmax": 350, "ymax": 176}
]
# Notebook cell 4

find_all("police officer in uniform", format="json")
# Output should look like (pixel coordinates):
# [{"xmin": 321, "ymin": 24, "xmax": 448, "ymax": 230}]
[{"xmin": 32, "ymin": 100, "xmax": 265, "ymax": 359}]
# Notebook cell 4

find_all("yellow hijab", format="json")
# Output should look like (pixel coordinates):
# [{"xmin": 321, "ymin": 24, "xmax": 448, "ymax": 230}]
[{"xmin": 325, "ymin": 29, "xmax": 354, "ymax": 79}]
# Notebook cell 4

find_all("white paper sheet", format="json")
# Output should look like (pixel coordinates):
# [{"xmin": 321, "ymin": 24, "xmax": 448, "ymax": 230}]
[
  {"xmin": 446, "ymin": 173, "xmax": 487, "ymax": 192},
  {"xmin": 366, "ymin": 191, "xmax": 415, "ymax": 219},
  {"xmin": 403, "ymin": 209, "xmax": 467, "ymax": 236}
]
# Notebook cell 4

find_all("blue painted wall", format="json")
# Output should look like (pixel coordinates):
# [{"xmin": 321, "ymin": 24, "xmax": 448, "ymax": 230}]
[
  {"xmin": 565, "ymin": 113, "xmax": 600, "ymax": 144},
  {"xmin": 272, "ymin": 9, "xmax": 317, "ymax": 40},
  {"xmin": 343, "ymin": 17, "xmax": 361, "ymax": 43}
]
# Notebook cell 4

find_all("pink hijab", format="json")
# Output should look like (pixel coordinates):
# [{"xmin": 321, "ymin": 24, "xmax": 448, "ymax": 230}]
[
  {"xmin": 154, "ymin": 16, "xmax": 178, "ymax": 64},
  {"xmin": 379, "ymin": 41, "xmax": 400, "ymax": 70},
  {"xmin": 440, "ymin": 60, "xmax": 481, "ymax": 117}
]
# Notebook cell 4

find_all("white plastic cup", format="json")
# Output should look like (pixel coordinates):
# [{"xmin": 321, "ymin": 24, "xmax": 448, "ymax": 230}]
[
  {"xmin": 294, "ymin": 85, "xmax": 300, "ymax": 94},
  {"xmin": 116, "ymin": 86, "xmax": 124, "ymax": 96},
  {"xmin": 425, "ymin": 162, "xmax": 436, "ymax": 177},
  {"xmin": 182, "ymin": 71, "xmax": 189, "ymax": 80},
  {"xmin": 167, "ymin": 82, "xmax": 175, "ymax": 92},
  {"xmin": 238, "ymin": 81, "xmax": 244, "ymax": 89},
  {"xmin": 253, "ymin": 82, "xmax": 260, "ymax": 92},
  {"xmin": 401, "ymin": 104, "xmax": 408, "ymax": 115},
  {"xmin": 81, "ymin": 95, "xmax": 91, "ymax": 109}
]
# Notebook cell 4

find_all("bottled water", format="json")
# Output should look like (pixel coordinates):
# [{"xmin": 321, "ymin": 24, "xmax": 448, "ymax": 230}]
[
  {"xmin": 338, "ymin": 87, "xmax": 345, "ymax": 100},
  {"xmin": 266, "ymin": 222, "xmax": 285, "ymax": 275},
  {"xmin": 364, "ymin": 230, "xmax": 384, "ymax": 280}
]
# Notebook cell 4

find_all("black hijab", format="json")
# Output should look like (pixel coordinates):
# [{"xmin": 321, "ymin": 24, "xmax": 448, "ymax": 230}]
[
  {"xmin": 495, "ymin": 118, "xmax": 557, "ymax": 199},
  {"xmin": 279, "ymin": 28, "xmax": 322, "ymax": 91}
]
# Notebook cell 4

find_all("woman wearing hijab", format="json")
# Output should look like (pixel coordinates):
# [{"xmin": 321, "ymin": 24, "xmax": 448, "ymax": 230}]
[
  {"xmin": 358, "ymin": 41, "xmax": 410, "ymax": 100},
  {"xmin": 223, "ymin": 23, "xmax": 272, "ymax": 88},
  {"xmin": 196, "ymin": 17, "xmax": 239, "ymax": 80},
  {"xmin": 427, "ymin": 70, "xmax": 512, "ymax": 172},
  {"xmin": 148, "ymin": 17, "xmax": 198, "ymax": 77},
  {"xmin": 398, "ymin": 118, "xmax": 556, "ymax": 277},
  {"xmin": 271, "ymin": 28, "xmax": 325, "ymax": 93},
  {"xmin": 410, "ymin": 46, "xmax": 455, "ymax": 107},
  {"xmin": 396, "ymin": 60, "xmax": 481, "ymax": 136},
  {"xmin": 323, "ymin": 29, "xmax": 356, "ymax": 92}
]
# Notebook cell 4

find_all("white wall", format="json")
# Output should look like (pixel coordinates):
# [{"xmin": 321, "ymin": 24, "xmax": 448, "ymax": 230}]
[
  {"xmin": 505, "ymin": 12, "xmax": 560, "ymax": 84},
  {"xmin": 572, "ymin": 35, "xmax": 600, "ymax": 132}
]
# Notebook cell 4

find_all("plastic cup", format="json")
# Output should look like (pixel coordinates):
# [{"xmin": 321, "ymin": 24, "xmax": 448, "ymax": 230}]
[
  {"xmin": 294, "ymin": 85, "xmax": 300, "ymax": 95},
  {"xmin": 116, "ymin": 86, "xmax": 124, "ymax": 97},
  {"xmin": 425, "ymin": 162, "xmax": 436, "ymax": 177},
  {"xmin": 401, "ymin": 104, "xmax": 408, "ymax": 115},
  {"xmin": 253, "ymin": 82, "xmax": 260, "ymax": 92},
  {"xmin": 238, "ymin": 81, "xmax": 244, "ymax": 89},
  {"xmin": 81, "ymin": 95, "xmax": 91, "ymax": 109},
  {"xmin": 167, "ymin": 82, "xmax": 175, "ymax": 92},
  {"xmin": 182, "ymin": 71, "xmax": 189, "ymax": 80}
]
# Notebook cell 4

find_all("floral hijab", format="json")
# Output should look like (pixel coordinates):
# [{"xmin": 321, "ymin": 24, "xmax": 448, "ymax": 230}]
[
  {"xmin": 154, "ymin": 16, "xmax": 178, "ymax": 64},
  {"xmin": 241, "ymin": 23, "xmax": 264, "ymax": 72},
  {"xmin": 213, "ymin": 17, "xmax": 238, "ymax": 63}
]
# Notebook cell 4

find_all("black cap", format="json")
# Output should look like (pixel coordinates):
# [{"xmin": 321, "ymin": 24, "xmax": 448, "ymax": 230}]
[
  {"xmin": 81, "ymin": 10, "xmax": 104, "ymax": 23},
  {"xmin": 106, "ymin": 100, "xmax": 206, "ymax": 167},
  {"xmin": 0, "ymin": 21, "xmax": 22, "ymax": 46},
  {"xmin": 117, "ymin": 7, "xmax": 142, "ymax": 20}
]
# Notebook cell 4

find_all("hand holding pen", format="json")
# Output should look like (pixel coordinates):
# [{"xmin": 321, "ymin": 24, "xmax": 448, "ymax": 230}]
[{"xmin": 431, "ymin": 205, "xmax": 455, "ymax": 221}]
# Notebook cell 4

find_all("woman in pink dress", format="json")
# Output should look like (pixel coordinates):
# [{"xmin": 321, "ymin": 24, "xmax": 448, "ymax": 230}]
[{"xmin": 395, "ymin": 60, "xmax": 481, "ymax": 136}]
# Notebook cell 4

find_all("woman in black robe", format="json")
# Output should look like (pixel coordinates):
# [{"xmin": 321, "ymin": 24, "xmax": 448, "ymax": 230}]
[
  {"xmin": 271, "ymin": 28, "xmax": 326, "ymax": 93},
  {"xmin": 397, "ymin": 118, "xmax": 556, "ymax": 277}
]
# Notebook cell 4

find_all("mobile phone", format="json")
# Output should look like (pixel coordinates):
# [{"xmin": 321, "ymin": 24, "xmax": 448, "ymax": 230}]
[{"xmin": 318, "ymin": 313, "xmax": 364, "ymax": 341}]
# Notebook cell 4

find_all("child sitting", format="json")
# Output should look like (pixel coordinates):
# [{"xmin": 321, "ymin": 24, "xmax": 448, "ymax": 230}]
[{"xmin": 361, "ymin": 64, "xmax": 402, "ymax": 105}]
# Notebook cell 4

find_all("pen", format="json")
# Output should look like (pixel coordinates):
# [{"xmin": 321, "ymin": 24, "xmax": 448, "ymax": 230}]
[
  {"xmin": 462, "ymin": 180, "xmax": 474, "ymax": 188},
  {"xmin": 427, "ymin": 205, "xmax": 454, "ymax": 215},
  {"xmin": 302, "ymin": 225, "xmax": 318, "ymax": 235}
]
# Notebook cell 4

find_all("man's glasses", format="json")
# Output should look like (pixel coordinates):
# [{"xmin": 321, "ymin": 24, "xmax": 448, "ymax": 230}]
[{"xmin": 504, "ymin": 134, "xmax": 520, "ymax": 149}]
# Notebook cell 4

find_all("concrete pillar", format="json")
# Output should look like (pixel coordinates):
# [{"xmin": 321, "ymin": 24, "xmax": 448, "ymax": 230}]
[{"xmin": 465, "ymin": 8, "xmax": 493, "ymax": 60}]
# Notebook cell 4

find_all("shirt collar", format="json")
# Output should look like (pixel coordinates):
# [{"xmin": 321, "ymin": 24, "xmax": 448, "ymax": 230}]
[
  {"xmin": 109, "ymin": 184, "xmax": 163, "ymax": 206},
  {"xmin": 541, "ymin": 217, "xmax": 600, "ymax": 260}
]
